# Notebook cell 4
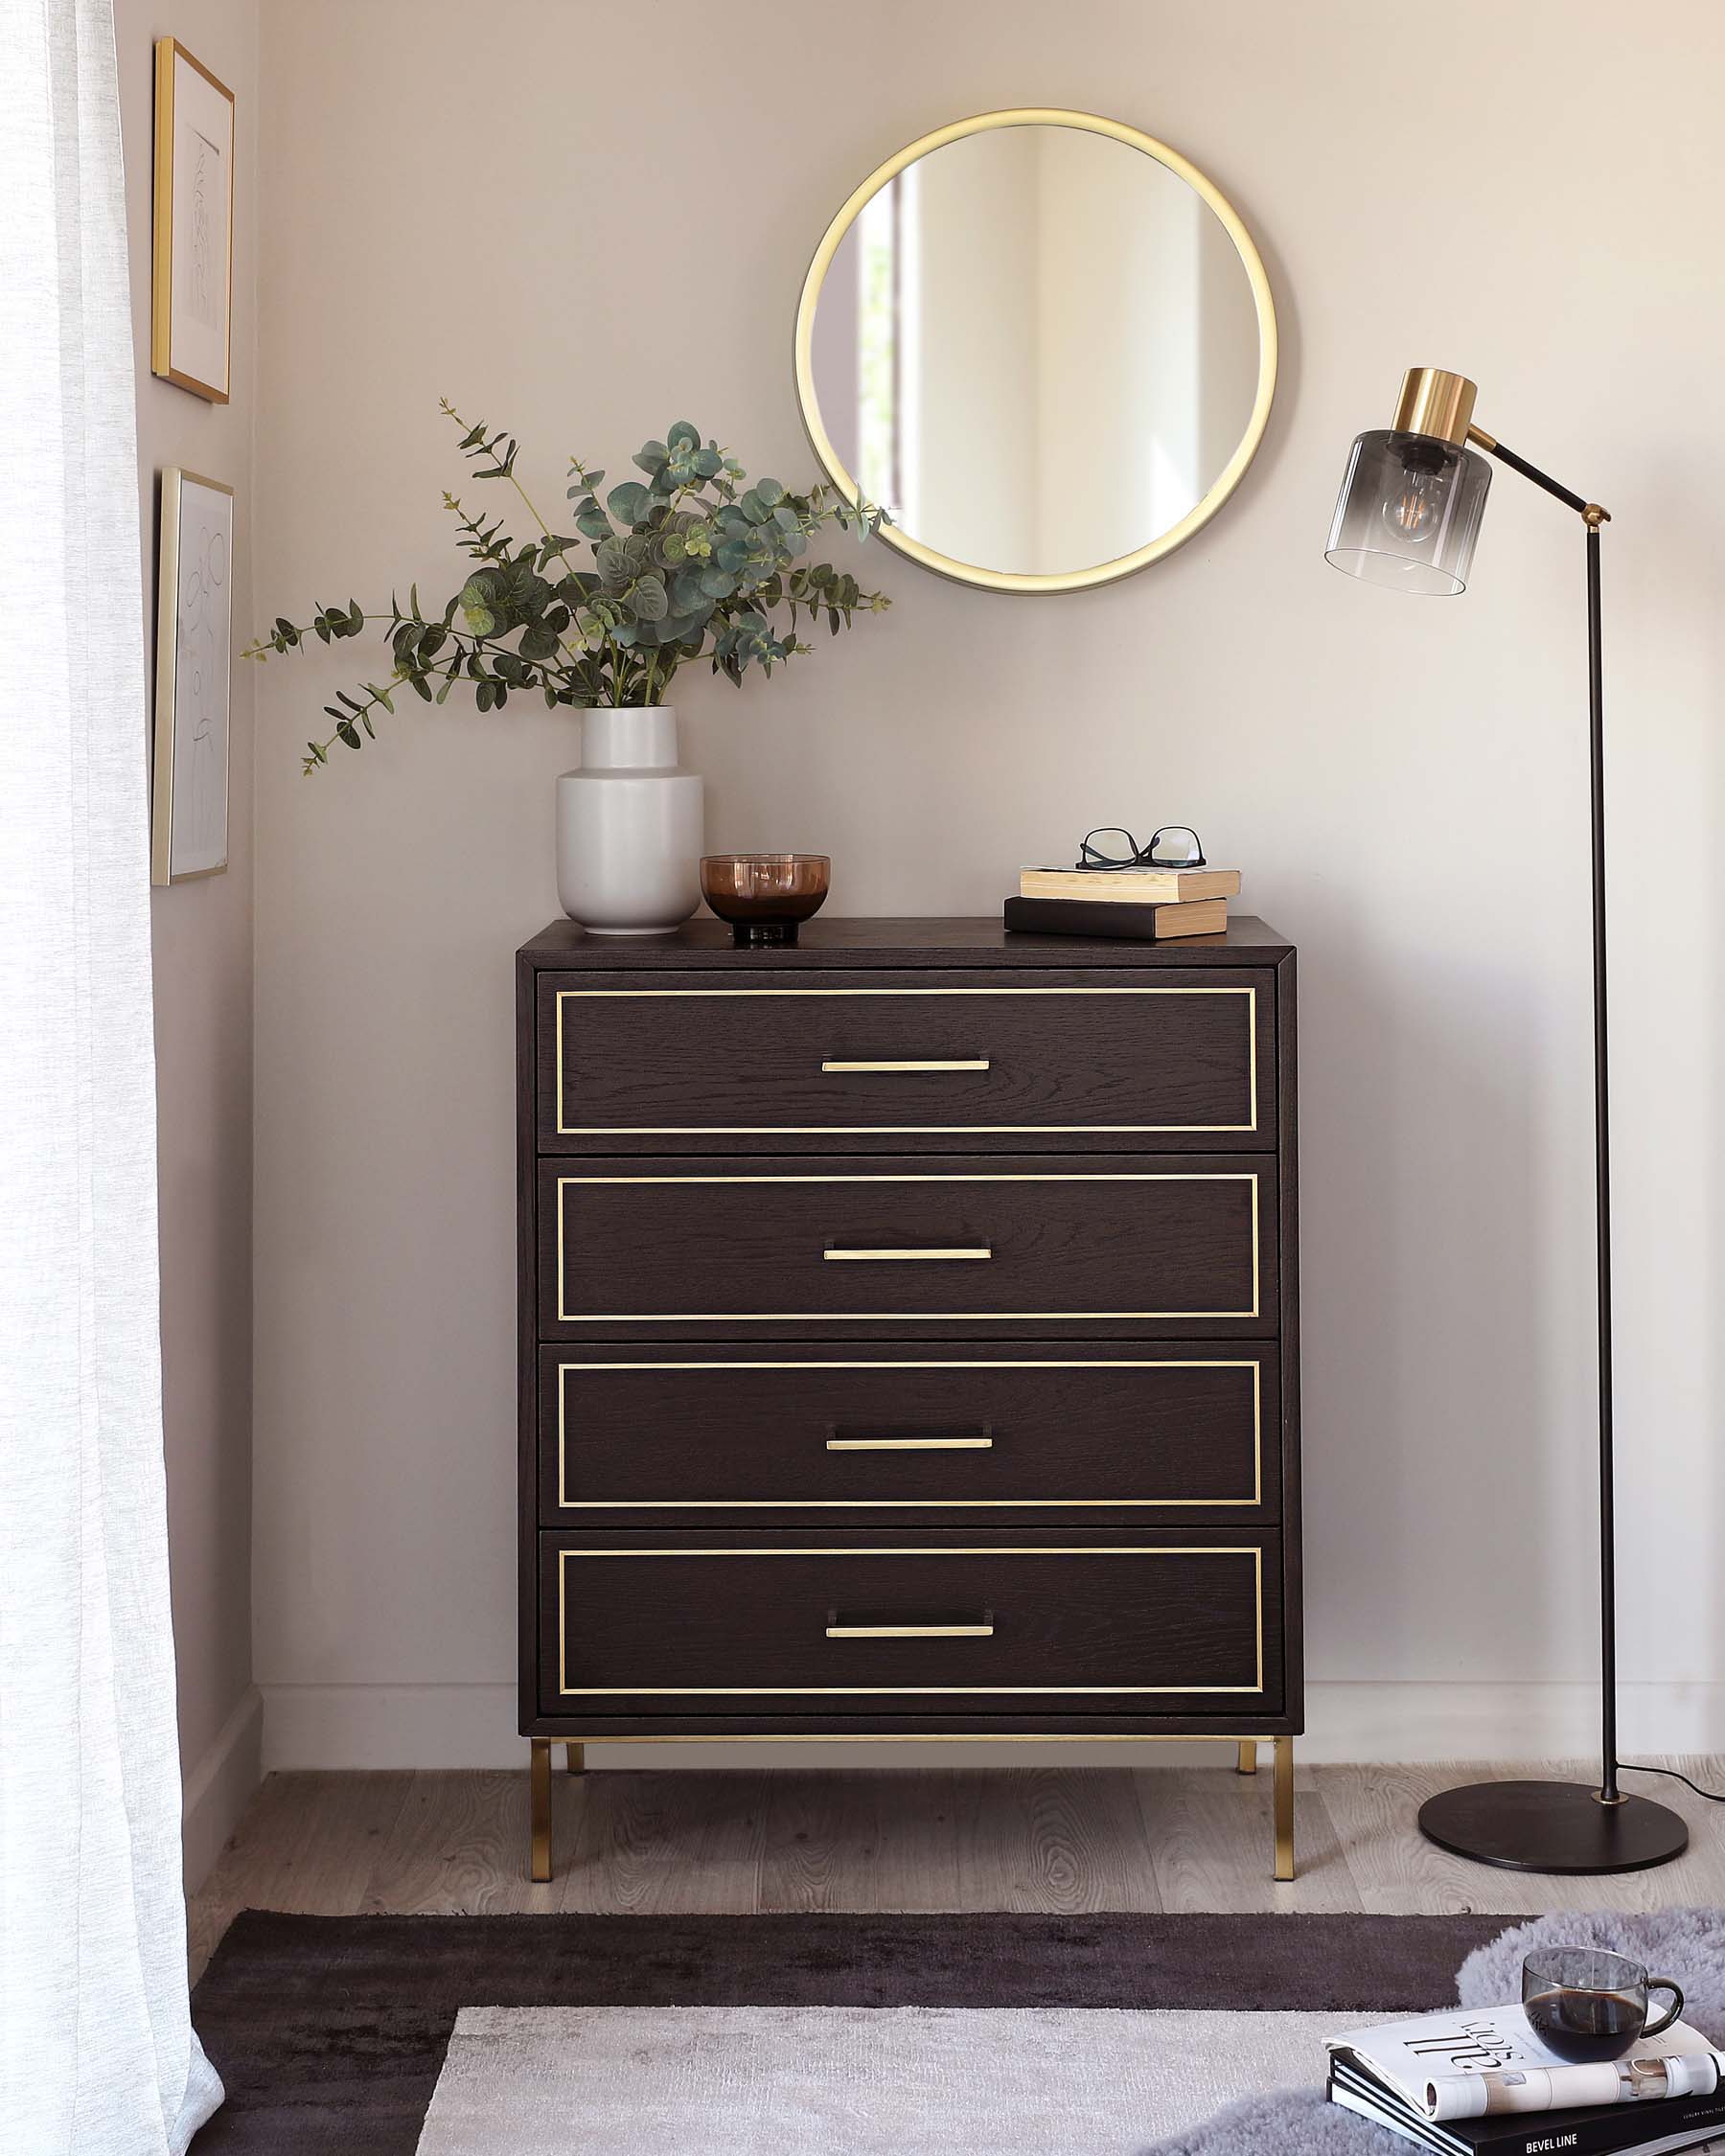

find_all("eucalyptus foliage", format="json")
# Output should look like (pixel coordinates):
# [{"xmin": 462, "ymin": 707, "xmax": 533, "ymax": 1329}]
[{"xmin": 245, "ymin": 403, "xmax": 890, "ymax": 774}]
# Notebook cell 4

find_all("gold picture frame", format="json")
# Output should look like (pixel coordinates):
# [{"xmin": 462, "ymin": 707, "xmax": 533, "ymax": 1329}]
[
  {"xmin": 151, "ymin": 38, "xmax": 235, "ymax": 402},
  {"xmin": 152, "ymin": 470, "xmax": 234, "ymax": 885}
]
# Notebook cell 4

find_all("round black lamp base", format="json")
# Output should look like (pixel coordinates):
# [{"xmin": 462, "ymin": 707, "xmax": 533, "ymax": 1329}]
[{"xmin": 1418, "ymin": 1779, "xmax": 1689, "ymax": 1875}]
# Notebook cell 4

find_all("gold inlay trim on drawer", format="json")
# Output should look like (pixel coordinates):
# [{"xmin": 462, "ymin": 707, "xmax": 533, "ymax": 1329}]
[
  {"xmin": 554, "ymin": 1358, "xmax": 1263, "ymax": 1509},
  {"xmin": 552, "ymin": 985, "xmax": 1260, "ymax": 1136},
  {"xmin": 554, "ymin": 1171, "xmax": 1263, "ymax": 1324},
  {"xmin": 554, "ymin": 1545, "xmax": 1265, "ymax": 1696}
]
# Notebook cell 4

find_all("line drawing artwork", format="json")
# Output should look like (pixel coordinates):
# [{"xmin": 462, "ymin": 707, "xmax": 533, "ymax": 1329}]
[
  {"xmin": 172, "ymin": 490, "xmax": 230, "ymax": 873},
  {"xmin": 174, "ymin": 119, "xmax": 224, "ymax": 333}
]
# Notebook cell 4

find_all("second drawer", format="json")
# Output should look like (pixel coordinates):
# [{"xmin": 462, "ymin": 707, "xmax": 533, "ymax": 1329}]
[
  {"xmin": 539, "ymin": 1155, "xmax": 1277, "ymax": 1339},
  {"xmin": 539, "ymin": 1343, "xmax": 1279, "ymax": 1525}
]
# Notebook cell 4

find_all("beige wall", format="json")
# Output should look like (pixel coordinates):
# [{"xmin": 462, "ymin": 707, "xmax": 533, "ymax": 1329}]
[
  {"xmin": 117, "ymin": 0, "xmax": 261, "ymax": 1872},
  {"xmin": 251, "ymin": 0, "xmax": 1725, "ymax": 1767}
]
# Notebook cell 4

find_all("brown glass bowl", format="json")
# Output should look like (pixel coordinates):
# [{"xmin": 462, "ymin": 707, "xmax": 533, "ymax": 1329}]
[{"xmin": 700, "ymin": 854, "xmax": 830, "ymax": 945}]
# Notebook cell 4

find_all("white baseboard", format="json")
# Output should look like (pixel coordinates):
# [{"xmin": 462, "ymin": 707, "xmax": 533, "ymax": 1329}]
[
  {"xmin": 259, "ymin": 1679, "xmax": 1725, "ymax": 1773},
  {"xmin": 181, "ymin": 1685, "xmax": 264, "ymax": 1892}
]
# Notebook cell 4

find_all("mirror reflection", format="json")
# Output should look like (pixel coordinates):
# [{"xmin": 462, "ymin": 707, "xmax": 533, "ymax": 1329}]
[{"xmin": 802, "ymin": 120, "xmax": 1271, "ymax": 585}]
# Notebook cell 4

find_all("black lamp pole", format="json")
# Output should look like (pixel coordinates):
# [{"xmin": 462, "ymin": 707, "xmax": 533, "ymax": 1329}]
[{"xmin": 1326, "ymin": 371, "xmax": 1688, "ymax": 1874}]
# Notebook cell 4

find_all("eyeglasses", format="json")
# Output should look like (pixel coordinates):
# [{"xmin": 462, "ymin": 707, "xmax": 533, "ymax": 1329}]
[{"xmin": 1075, "ymin": 825, "xmax": 1206, "ymax": 871}]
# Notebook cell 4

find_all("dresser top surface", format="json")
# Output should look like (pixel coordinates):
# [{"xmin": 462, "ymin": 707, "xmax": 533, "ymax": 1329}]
[{"xmin": 519, "ymin": 915, "xmax": 1293, "ymax": 973}]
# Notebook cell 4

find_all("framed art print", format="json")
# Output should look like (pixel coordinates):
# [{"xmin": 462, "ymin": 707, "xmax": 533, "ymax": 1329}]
[
  {"xmin": 151, "ymin": 38, "xmax": 235, "ymax": 401},
  {"xmin": 152, "ymin": 470, "xmax": 233, "ymax": 885}
]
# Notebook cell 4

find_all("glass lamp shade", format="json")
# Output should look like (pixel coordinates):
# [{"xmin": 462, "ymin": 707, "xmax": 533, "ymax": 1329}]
[{"xmin": 1324, "ymin": 428, "xmax": 1492, "ymax": 596}]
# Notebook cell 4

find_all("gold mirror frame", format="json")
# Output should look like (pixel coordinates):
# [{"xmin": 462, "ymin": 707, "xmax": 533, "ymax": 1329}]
[{"xmin": 794, "ymin": 108, "xmax": 1277, "ymax": 595}]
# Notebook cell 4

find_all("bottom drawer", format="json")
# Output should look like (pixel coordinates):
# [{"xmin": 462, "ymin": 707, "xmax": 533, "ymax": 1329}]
[{"xmin": 539, "ymin": 1533, "xmax": 1279, "ymax": 1716}]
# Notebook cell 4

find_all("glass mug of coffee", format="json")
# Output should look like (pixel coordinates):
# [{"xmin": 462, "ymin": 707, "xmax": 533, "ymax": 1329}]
[{"xmin": 1523, "ymin": 1946, "xmax": 1685, "ymax": 2064}]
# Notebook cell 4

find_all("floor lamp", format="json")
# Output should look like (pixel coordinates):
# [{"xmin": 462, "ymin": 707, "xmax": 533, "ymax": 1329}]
[{"xmin": 1322, "ymin": 367, "xmax": 1688, "ymax": 1874}]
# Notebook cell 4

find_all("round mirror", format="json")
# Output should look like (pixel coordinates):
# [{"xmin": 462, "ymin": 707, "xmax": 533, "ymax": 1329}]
[{"xmin": 794, "ymin": 109, "xmax": 1276, "ymax": 593}]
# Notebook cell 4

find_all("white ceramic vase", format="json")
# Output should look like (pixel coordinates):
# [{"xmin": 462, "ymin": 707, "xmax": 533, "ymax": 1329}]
[{"xmin": 556, "ymin": 707, "xmax": 703, "ymax": 934}]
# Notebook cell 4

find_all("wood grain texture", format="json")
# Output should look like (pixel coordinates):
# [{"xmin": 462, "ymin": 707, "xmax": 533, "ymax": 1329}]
[
  {"xmin": 186, "ymin": 1756, "xmax": 1725, "ymax": 1970},
  {"xmin": 517, "ymin": 918, "xmax": 1300, "ymax": 1780},
  {"xmin": 560, "ymin": 1771, "xmax": 770, "ymax": 1914},
  {"xmin": 539, "ymin": 1344, "xmax": 1278, "ymax": 1527},
  {"xmin": 952, "ymin": 1766, "xmax": 1162, "ymax": 1912},
  {"xmin": 518, "ymin": 915, "xmax": 1294, "ymax": 971},
  {"xmin": 540, "ymin": 966, "xmax": 1275, "ymax": 1157},
  {"xmin": 541, "ymin": 1536, "xmax": 1279, "ymax": 1717},
  {"xmin": 1143, "ymin": 1760, "xmax": 1360, "ymax": 1913},
  {"xmin": 759, "ymin": 1770, "xmax": 963, "ymax": 1912},
  {"xmin": 540, "ymin": 1153, "xmax": 1276, "ymax": 1342},
  {"xmin": 359, "ymin": 1769, "xmax": 570, "ymax": 1916}
]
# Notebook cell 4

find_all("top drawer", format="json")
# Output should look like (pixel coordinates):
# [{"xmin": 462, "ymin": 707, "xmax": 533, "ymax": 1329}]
[{"xmin": 537, "ymin": 968, "xmax": 1276, "ymax": 1154}]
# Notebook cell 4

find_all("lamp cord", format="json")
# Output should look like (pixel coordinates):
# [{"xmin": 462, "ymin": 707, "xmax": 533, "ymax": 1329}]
[{"xmin": 1617, "ymin": 1760, "xmax": 1725, "ymax": 1804}]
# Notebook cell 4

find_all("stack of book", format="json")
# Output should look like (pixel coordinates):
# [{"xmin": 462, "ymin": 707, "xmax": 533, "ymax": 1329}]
[
  {"xmin": 1003, "ymin": 861, "xmax": 1241, "ymax": 941},
  {"xmin": 1326, "ymin": 2003, "xmax": 1725, "ymax": 2156}
]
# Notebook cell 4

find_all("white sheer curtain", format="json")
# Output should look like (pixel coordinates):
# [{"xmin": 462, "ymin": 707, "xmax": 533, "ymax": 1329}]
[{"xmin": 0, "ymin": 1, "xmax": 223, "ymax": 2148}]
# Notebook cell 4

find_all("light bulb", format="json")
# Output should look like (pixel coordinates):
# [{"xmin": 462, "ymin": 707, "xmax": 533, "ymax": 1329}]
[
  {"xmin": 1381, "ymin": 438, "xmax": 1451, "ymax": 546},
  {"xmin": 1384, "ymin": 468, "xmax": 1439, "ymax": 543}
]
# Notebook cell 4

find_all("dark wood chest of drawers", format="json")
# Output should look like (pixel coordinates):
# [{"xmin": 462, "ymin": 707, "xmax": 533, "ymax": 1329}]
[{"xmin": 517, "ymin": 915, "xmax": 1301, "ymax": 1876}]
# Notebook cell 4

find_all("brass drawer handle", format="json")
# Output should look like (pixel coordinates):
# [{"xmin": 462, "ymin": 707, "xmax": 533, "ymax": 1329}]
[
  {"xmin": 820, "ymin": 1059, "xmax": 990, "ymax": 1073},
  {"xmin": 824, "ymin": 1246, "xmax": 993, "ymax": 1262},
  {"xmin": 826, "ymin": 1431, "xmax": 994, "ymax": 1452},
  {"xmin": 826, "ymin": 1617, "xmax": 995, "ymax": 1639}
]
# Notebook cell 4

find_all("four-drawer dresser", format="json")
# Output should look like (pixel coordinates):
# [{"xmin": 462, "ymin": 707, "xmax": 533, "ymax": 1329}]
[{"xmin": 517, "ymin": 915, "xmax": 1301, "ymax": 1878}]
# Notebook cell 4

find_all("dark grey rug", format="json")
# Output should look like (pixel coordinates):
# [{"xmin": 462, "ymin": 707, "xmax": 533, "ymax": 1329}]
[{"xmin": 189, "ymin": 1910, "xmax": 1511, "ymax": 2152}]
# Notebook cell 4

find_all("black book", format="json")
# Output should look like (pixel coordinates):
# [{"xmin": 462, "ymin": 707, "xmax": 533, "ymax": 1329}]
[
  {"xmin": 1002, "ymin": 894, "xmax": 1230, "ymax": 942},
  {"xmin": 1328, "ymin": 2055, "xmax": 1725, "ymax": 2156}
]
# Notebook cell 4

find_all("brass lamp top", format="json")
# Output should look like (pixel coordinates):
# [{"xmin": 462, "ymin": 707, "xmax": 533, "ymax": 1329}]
[{"xmin": 1392, "ymin": 367, "xmax": 1478, "ymax": 447}]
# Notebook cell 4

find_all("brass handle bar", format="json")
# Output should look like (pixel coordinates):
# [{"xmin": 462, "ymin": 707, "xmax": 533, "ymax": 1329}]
[
  {"xmin": 826, "ymin": 1433, "xmax": 994, "ymax": 1452},
  {"xmin": 820, "ymin": 1059, "xmax": 990, "ymax": 1073},
  {"xmin": 823, "ymin": 1247, "xmax": 993, "ymax": 1262},
  {"xmin": 825, "ymin": 1620, "xmax": 995, "ymax": 1639}
]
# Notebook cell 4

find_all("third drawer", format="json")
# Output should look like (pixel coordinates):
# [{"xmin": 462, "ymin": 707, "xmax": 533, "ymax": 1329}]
[{"xmin": 538, "ymin": 1342, "xmax": 1282, "ymax": 1526}]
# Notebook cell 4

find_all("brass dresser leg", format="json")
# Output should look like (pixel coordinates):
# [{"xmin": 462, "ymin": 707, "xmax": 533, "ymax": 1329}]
[
  {"xmin": 1236, "ymin": 1739, "xmax": 1257, "ymax": 1775},
  {"xmin": 564, "ymin": 1742, "xmax": 585, "ymax": 1776},
  {"xmin": 1273, "ymin": 1735, "xmax": 1295, "ymax": 1881},
  {"xmin": 529, "ymin": 1738, "xmax": 554, "ymax": 1882}
]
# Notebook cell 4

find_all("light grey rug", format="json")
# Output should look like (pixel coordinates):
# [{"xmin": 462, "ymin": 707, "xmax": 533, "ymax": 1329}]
[{"xmin": 414, "ymin": 2006, "xmax": 1394, "ymax": 2155}]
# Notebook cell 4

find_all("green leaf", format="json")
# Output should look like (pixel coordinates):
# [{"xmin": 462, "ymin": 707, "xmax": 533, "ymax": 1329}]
[
  {"xmin": 306, "ymin": 740, "xmax": 328, "ymax": 765},
  {"xmin": 630, "ymin": 573, "xmax": 668, "ymax": 623},
  {"xmin": 607, "ymin": 481, "xmax": 651, "ymax": 526}
]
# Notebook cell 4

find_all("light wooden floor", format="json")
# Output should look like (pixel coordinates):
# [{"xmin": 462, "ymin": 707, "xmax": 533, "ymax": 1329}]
[{"xmin": 188, "ymin": 1755, "xmax": 1725, "ymax": 1984}]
